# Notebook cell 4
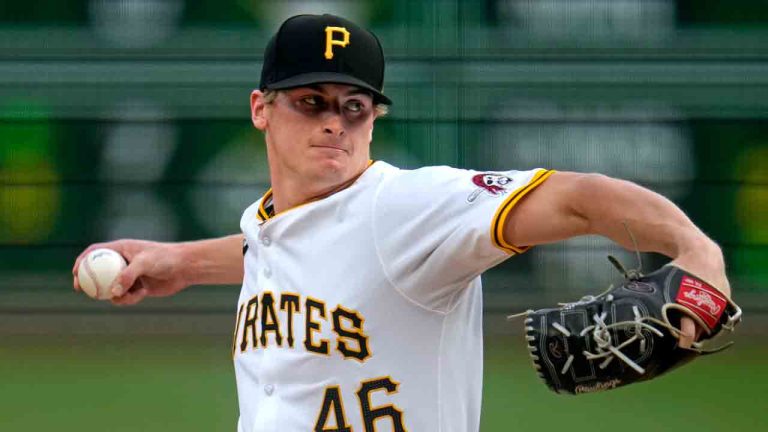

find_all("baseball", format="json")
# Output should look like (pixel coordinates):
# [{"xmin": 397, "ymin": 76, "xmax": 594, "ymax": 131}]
[{"xmin": 77, "ymin": 248, "xmax": 127, "ymax": 300}]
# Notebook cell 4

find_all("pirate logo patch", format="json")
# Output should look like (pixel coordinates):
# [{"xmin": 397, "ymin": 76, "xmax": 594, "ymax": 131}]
[{"xmin": 467, "ymin": 173, "xmax": 512, "ymax": 202}]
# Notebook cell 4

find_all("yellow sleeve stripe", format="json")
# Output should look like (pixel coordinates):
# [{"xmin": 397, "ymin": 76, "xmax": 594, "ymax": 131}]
[{"xmin": 491, "ymin": 169, "xmax": 556, "ymax": 255}]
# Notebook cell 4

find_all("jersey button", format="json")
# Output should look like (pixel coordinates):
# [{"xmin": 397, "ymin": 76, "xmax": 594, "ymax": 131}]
[
  {"xmin": 261, "ymin": 236, "xmax": 271, "ymax": 247},
  {"xmin": 264, "ymin": 384, "xmax": 274, "ymax": 396},
  {"xmin": 263, "ymin": 267, "xmax": 272, "ymax": 278}
]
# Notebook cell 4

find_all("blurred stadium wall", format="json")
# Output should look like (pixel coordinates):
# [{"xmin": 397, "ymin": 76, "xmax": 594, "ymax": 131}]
[
  {"xmin": 1, "ymin": 0, "xmax": 766, "ymax": 332},
  {"xmin": 0, "ymin": 1, "xmax": 766, "ymax": 430}
]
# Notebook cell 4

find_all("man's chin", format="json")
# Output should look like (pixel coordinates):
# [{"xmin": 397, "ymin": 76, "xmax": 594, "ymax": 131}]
[
  {"xmin": 311, "ymin": 157, "xmax": 367, "ymax": 183},
  {"xmin": 306, "ymin": 158, "xmax": 347, "ymax": 182}
]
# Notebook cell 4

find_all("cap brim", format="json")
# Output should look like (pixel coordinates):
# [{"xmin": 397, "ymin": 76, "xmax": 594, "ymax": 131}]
[{"xmin": 264, "ymin": 72, "xmax": 392, "ymax": 105}]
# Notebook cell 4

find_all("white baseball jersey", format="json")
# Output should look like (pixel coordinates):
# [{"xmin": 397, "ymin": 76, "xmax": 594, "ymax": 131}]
[{"xmin": 233, "ymin": 161, "xmax": 554, "ymax": 432}]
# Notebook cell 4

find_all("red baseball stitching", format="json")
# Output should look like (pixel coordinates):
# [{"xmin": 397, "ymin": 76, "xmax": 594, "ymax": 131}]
[{"xmin": 83, "ymin": 255, "xmax": 106, "ymax": 299}]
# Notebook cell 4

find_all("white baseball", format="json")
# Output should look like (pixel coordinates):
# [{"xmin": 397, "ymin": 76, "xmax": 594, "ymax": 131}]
[{"xmin": 77, "ymin": 248, "xmax": 127, "ymax": 300}]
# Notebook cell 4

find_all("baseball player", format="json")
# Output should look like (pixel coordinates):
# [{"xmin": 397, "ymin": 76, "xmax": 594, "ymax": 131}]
[{"xmin": 73, "ymin": 14, "xmax": 732, "ymax": 432}]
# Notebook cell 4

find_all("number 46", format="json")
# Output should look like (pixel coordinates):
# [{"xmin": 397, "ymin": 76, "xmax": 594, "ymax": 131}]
[{"xmin": 315, "ymin": 376, "xmax": 407, "ymax": 432}]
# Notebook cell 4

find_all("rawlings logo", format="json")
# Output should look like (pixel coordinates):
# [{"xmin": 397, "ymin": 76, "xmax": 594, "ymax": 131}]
[
  {"xmin": 675, "ymin": 276, "xmax": 727, "ymax": 330},
  {"xmin": 682, "ymin": 290, "xmax": 722, "ymax": 316},
  {"xmin": 467, "ymin": 173, "xmax": 512, "ymax": 202},
  {"xmin": 575, "ymin": 379, "xmax": 622, "ymax": 394}
]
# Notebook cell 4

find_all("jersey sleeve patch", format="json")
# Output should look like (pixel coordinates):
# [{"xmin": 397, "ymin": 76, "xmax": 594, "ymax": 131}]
[
  {"xmin": 490, "ymin": 169, "xmax": 555, "ymax": 255},
  {"xmin": 467, "ymin": 173, "xmax": 515, "ymax": 202}
]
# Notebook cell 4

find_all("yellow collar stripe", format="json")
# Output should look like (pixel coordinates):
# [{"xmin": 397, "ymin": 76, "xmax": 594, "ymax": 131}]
[
  {"xmin": 257, "ymin": 189, "xmax": 274, "ymax": 222},
  {"xmin": 255, "ymin": 161, "xmax": 375, "ymax": 222}
]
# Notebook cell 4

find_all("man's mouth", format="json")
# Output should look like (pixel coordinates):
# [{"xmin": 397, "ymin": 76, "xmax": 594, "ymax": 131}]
[{"xmin": 311, "ymin": 145, "xmax": 348, "ymax": 153}]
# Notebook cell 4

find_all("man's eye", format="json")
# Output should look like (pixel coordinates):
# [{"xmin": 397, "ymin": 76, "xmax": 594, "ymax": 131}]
[
  {"xmin": 345, "ymin": 101, "xmax": 363, "ymax": 112},
  {"xmin": 302, "ymin": 96, "xmax": 320, "ymax": 106}
]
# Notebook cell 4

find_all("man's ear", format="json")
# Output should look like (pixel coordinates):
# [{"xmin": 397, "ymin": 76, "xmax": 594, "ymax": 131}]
[{"xmin": 251, "ymin": 90, "xmax": 268, "ymax": 130}]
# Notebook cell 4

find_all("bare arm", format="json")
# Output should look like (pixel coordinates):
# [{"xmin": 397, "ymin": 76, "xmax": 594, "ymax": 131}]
[
  {"xmin": 503, "ymin": 172, "xmax": 730, "ymax": 346},
  {"xmin": 178, "ymin": 234, "xmax": 246, "ymax": 286},
  {"xmin": 73, "ymin": 234, "xmax": 245, "ymax": 306}
]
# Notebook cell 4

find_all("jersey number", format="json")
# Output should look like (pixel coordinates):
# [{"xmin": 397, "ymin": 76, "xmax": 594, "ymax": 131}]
[{"xmin": 315, "ymin": 376, "xmax": 407, "ymax": 432}]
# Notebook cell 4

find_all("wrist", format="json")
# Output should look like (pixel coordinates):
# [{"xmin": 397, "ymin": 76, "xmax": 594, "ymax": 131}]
[
  {"xmin": 670, "ymin": 231, "xmax": 729, "ymax": 295},
  {"xmin": 674, "ymin": 230, "xmax": 723, "ymax": 266},
  {"xmin": 172, "ymin": 241, "xmax": 197, "ymax": 287}
]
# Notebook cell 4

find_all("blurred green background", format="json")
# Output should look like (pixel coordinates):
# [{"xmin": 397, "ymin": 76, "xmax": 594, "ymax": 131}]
[{"xmin": 1, "ymin": 0, "xmax": 767, "ymax": 430}]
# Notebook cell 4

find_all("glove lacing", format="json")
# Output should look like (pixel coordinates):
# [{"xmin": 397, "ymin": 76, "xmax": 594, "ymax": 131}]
[
  {"xmin": 555, "ymin": 302, "xmax": 668, "ymax": 375},
  {"xmin": 551, "ymin": 254, "xmax": 687, "ymax": 376}
]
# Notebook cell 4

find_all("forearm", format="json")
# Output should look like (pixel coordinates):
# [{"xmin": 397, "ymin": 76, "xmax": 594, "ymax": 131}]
[
  {"xmin": 573, "ymin": 175, "xmax": 712, "ymax": 256},
  {"xmin": 572, "ymin": 174, "xmax": 728, "ymax": 291},
  {"xmin": 177, "ymin": 234, "xmax": 245, "ymax": 286}
]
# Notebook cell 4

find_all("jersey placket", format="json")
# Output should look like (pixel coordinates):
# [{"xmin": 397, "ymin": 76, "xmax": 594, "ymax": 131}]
[{"xmin": 254, "ymin": 225, "xmax": 281, "ymax": 432}]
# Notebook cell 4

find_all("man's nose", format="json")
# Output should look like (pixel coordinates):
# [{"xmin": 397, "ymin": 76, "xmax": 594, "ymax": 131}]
[{"xmin": 322, "ymin": 113, "xmax": 345, "ymax": 136}]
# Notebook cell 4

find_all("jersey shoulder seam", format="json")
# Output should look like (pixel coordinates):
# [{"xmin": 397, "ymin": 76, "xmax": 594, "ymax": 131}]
[{"xmin": 370, "ymin": 169, "xmax": 450, "ymax": 316}]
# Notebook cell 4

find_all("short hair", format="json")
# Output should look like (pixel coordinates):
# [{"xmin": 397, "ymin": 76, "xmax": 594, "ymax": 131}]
[{"xmin": 262, "ymin": 90, "xmax": 389, "ymax": 117}]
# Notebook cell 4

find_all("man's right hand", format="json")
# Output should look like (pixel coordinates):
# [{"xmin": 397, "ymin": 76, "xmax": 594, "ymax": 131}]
[{"xmin": 73, "ymin": 240, "xmax": 189, "ymax": 306}]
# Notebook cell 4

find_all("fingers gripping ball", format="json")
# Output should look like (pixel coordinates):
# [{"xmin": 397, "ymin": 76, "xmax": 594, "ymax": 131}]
[{"xmin": 77, "ymin": 248, "xmax": 127, "ymax": 300}]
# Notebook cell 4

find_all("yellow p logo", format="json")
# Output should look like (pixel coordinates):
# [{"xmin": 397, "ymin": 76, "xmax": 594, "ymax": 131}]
[{"xmin": 324, "ymin": 26, "xmax": 350, "ymax": 60}]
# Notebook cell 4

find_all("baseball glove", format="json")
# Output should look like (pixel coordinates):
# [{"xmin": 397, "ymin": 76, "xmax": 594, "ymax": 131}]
[{"xmin": 511, "ymin": 259, "xmax": 742, "ymax": 395}]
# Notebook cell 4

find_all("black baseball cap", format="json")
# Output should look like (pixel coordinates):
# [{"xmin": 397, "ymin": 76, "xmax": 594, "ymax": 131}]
[{"xmin": 259, "ymin": 14, "xmax": 392, "ymax": 105}]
